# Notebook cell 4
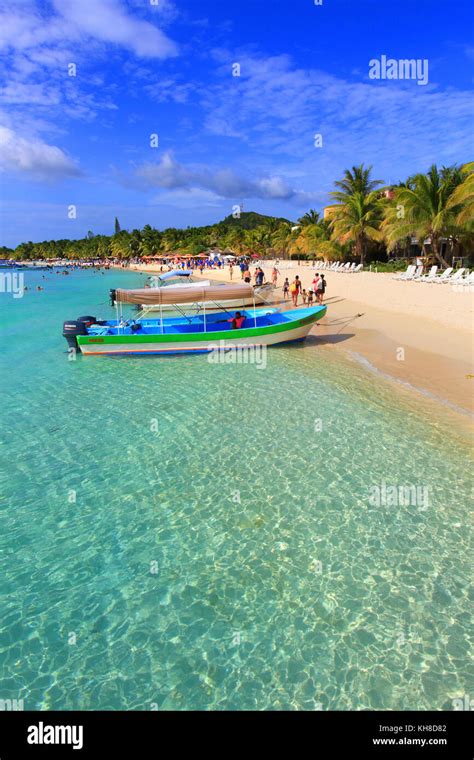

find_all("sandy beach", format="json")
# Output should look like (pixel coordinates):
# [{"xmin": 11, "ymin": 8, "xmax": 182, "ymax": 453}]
[{"xmin": 131, "ymin": 262, "xmax": 474, "ymax": 415}]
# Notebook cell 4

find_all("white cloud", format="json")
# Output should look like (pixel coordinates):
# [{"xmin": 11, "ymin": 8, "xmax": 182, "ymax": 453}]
[
  {"xmin": 133, "ymin": 151, "xmax": 303, "ymax": 201},
  {"xmin": 0, "ymin": 0, "xmax": 178, "ymax": 59},
  {"xmin": 0, "ymin": 82, "xmax": 62, "ymax": 106},
  {"xmin": 150, "ymin": 187, "xmax": 223, "ymax": 208},
  {"xmin": 199, "ymin": 51, "xmax": 474, "ymax": 191},
  {"xmin": 51, "ymin": 0, "xmax": 178, "ymax": 59},
  {"xmin": 0, "ymin": 125, "xmax": 80, "ymax": 180}
]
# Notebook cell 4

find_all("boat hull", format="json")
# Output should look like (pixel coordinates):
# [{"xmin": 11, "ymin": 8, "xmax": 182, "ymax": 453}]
[{"xmin": 77, "ymin": 307, "xmax": 326, "ymax": 356}]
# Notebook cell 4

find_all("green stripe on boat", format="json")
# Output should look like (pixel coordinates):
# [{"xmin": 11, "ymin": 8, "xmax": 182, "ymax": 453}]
[{"xmin": 77, "ymin": 308, "xmax": 326, "ymax": 346}]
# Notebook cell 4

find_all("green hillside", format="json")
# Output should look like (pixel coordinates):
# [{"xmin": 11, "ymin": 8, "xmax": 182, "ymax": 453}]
[{"xmin": 217, "ymin": 211, "xmax": 292, "ymax": 230}]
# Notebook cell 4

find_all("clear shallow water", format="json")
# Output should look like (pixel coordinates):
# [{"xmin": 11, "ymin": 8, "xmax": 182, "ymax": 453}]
[{"xmin": 0, "ymin": 268, "xmax": 472, "ymax": 711}]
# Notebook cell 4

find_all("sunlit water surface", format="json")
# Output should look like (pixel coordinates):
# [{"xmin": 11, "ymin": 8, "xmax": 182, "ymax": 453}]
[{"xmin": 0, "ymin": 268, "xmax": 472, "ymax": 710}]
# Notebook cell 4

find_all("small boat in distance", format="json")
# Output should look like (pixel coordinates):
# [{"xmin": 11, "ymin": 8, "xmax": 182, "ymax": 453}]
[{"xmin": 63, "ymin": 283, "xmax": 326, "ymax": 356}]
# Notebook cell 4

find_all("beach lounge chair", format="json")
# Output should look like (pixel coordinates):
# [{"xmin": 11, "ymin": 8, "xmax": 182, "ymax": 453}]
[
  {"xmin": 352, "ymin": 264, "xmax": 363, "ymax": 273},
  {"xmin": 393, "ymin": 265, "xmax": 415, "ymax": 280},
  {"xmin": 406, "ymin": 265, "xmax": 424, "ymax": 280},
  {"xmin": 441, "ymin": 267, "xmax": 465, "ymax": 284},
  {"xmin": 432, "ymin": 267, "xmax": 454, "ymax": 283},
  {"xmin": 459, "ymin": 272, "xmax": 474, "ymax": 288},
  {"xmin": 418, "ymin": 265, "xmax": 438, "ymax": 282}
]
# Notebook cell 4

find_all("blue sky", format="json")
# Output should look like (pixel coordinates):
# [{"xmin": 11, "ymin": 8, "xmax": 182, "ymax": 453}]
[{"xmin": 0, "ymin": 0, "xmax": 473, "ymax": 247}]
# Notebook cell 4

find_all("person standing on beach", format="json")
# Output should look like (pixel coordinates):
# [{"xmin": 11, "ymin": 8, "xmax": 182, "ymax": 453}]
[
  {"xmin": 290, "ymin": 275, "xmax": 303, "ymax": 306},
  {"xmin": 229, "ymin": 263, "xmax": 234, "ymax": 280},
  {"xmin": 283, "ymin": 278, "xmax": 290, "ymax": 299},
  {"xmin": 316, "ymin": 274, "xmax": 326, "ymax": 304},
  {"xmin": 272, "ymin": 266, "xmax": 280, "ymax": 286},
  {"xmin": 289, "ymin": 276, "xmax": 301, "ymax": 306},
  {"xmin": 255, "ymin": 267, "xmax": 265, "ymax": 287}
]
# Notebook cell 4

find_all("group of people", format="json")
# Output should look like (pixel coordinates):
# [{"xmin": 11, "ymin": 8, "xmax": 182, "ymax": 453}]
[
  {"xmin": 282, "ymin": 273, "xmax": 326, "ymax": 306},
  {"xmin": 233, "ymin": 262, "xmax": 265, "ymax": 286},
  {"xmin": 230, "ymin": 263, "xmax": 327, "ymax": 306}
]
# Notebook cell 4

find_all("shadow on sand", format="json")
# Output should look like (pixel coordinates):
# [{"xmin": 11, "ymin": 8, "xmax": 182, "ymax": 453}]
[{"xmin": 289, "ymin": 333, "xmax": 355, "ymax": 347}]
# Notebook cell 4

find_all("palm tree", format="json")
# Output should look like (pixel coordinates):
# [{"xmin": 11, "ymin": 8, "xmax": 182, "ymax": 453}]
[
  {"xmin": 140, "ymin": 224, "xmax": 162, "ymax": 256},
  {"xmin": 110, "ymin": 233, "xmax": 131, "ymax": 259},
  {"xmin": 327, "ymin": 164, "xmax": 385, "ymax": 266},
  {"xmin": 446, "ymin": 161, "xmax": 474, "ymax": 227},
  {"xmin": 382, "ymin": 164, "xmax": 465, "ymax": 268},
  {"xmin": 244, "ymin": 226, "xmax": 271, "ymax": 257},
  {"xmin": 298, "ymin": 209, "xmax": 320, "ymax": 226},
  {"xmin": 223, "ymin": 227, "xmax": 246, "ymax": 255},
  {"xmin": 333, "ymin": 164, "xmax": 383, "ymax": 197},
  {"xmin": 291, "ymin": 223, "xmax": 326, "ymax": 259},
  {"xmin": 316, "ymin": 239, "xmax": 345, "ymax": 262},
  {"xmin": 329, "ymin": 191, "xmax": 385, "ymax": 266},
  {"xmin": 271, "ymin": 224, "xmax": 294, "ymax": 259}
]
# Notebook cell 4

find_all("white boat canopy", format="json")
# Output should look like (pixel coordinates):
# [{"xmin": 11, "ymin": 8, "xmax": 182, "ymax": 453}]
[
  {"xmin": 114, "ymin": 283, "xmax": 255, "ymax": 305},
  {"xmin": 158, "ymin": 269, "xmax": 193, "ymax": 280}
]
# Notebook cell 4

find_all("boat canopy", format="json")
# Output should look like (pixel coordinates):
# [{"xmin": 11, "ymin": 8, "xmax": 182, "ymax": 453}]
[
  {"xmin": 114, "ymin": 283, "xmax": 255, "ymax": 305},
  {"xmin": 158, "ymin": 269, "xmax": 193, "ymax": 281}
]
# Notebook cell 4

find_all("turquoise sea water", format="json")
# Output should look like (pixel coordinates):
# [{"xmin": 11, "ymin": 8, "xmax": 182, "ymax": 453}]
[{"xmin": 0, "ymin": 268, "xmax": 472, "ymax": 711}]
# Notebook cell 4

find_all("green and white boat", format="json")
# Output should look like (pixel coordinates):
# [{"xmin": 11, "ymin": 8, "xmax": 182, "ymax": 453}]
[{"xmin": 63, "ymin": 283, "xmax": 326, "ymax": 356}]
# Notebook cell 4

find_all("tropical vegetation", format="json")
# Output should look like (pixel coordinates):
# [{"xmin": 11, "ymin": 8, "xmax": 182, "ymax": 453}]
[{"xmin": 5, "ymin": 162, "xmax": 473, "ymax": 265}]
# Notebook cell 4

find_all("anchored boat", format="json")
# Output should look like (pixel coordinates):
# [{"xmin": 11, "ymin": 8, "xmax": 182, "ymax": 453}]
[
  {"xmin": 143, "ymin": 269, "xmax": 275, "ymax": 310},
  {"xmin": 63, "ymin": 283, "xmax": 326, "ymax": 356}
]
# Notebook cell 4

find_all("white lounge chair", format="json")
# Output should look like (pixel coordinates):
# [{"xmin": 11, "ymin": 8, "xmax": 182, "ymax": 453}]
[
  {"xmin": 432, "ymin": 267, "xmax": 454, "ymax": 283},
  {"xmin": 418, "ymin": 265, "xmax": 438, "ymax": 282},
  {"xmin": 442, "ymin": 267, "xmax": 465, "ymax": 284},
  {"xmin": 393, "ymin": 265, "xmax": 415, "ymax": 280},
  {"xmin": 406, "ymin": 265, "xmax": 424, "ymax": 280},
  {"xmin": 351, "ymin": 264, "xmax": 363, "ymax": 273},
  {"xmin": 459, "ymin": 272, "xmax": 474, "ymax": 287}
]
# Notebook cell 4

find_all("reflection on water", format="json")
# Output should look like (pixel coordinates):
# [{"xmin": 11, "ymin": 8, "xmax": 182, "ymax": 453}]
[{"xmin": 0, "ymin": 268, "xmax": 472, "ymax": 710}]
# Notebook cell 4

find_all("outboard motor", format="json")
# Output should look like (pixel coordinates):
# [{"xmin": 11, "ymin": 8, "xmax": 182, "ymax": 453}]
[
  {"xmin": 109, "ymin": 289, "xmax": 116, "ymax": 306},
  {"xmin": 76, "ymin": 315, "xmax": 96, "ymax": 328},
  {"xmin": 63, "ymin": 320, "xmax": 87, "ymax": 350}
]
